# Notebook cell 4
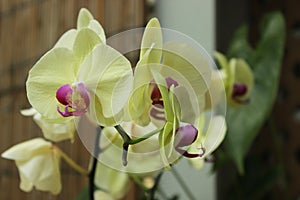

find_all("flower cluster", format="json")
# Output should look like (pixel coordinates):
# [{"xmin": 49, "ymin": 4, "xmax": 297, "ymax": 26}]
[{"xmin": 1, "ymin": 8, "xmax": 253, "ymax": 199}]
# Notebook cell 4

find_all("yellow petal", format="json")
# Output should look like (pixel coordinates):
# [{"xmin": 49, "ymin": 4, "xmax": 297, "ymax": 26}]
[
  {"xmin": 95, "ymin": 162, "xmax": 129, "ymax": 199},
  {"xmin": 78, "ymin": 44, "xmax": 133, "ymax": 121},
  {"xmin": 162, "ymin": 42, "xmax": 211, "ymax": 99},
  {"xmin": 77, "ymin": 8, "xmax": 94, "ymax": 29},
  {"xmin": 33, "ymin": 113, "xmax": 75, "ymax": 142},
  {"xmin": 202, "ymin": 115, "xmax": 226, "ymax": 156},
  {"xmin": 88, "ymin": 19, "xmax": 106, "ymax": 43},
  {"xmin": 1, "ymin": 138, "xmax": 51, "ymax": 161},
  {"xmin": 140, "ymin": 18, "xmax": 162, "ymax": 63},
  {"xmin": 53, "ymin": 29, "xmax": 77, "ymax": 49},
  {"xmin": 73, "ymin": 28, "xmax": 102, "ymax": 64},
  {"xmin": 26, "ymin": 48, "xmax": 77, "ymax": 121}
]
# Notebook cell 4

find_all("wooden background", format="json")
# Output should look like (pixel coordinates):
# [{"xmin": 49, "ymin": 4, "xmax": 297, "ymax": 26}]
[{"xmin": 0, "ymin": 0, "xmax": 145, "ymax": 199}]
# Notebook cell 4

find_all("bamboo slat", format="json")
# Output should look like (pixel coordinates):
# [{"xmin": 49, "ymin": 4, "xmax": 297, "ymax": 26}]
[{"xmin": 0, "ymin": 0, "xmax": 144, "ymax": 199}]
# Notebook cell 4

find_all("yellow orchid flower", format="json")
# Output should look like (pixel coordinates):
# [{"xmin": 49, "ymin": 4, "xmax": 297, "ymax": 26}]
[
  {"xmin": 126, "ymin": 18, "xmax": 221, "ymax": 168},
  {"xmin": 214, "ymin": 52, "xmax": 254, "ymax": 106},
  {"xmin": 127, "ymin": 18, "xmax": 211, "ymax": 128},
  {"xmin": 54, "ymin": 8, "xmax": 106, "ymax": 50},
  {"xmin": 26, "ymin": 9, "xmax": 133, "ymax": 126},
  {"xmin": 20, "ymin": 108, "xmax": 75, "ymax": 142},
  {"xmin": 1, "ymin": 138, "xmax": 61, "ymax": 194},
  {"xmin": 94, "ymin": 162, "xmax": 130, "ymax": 200}
]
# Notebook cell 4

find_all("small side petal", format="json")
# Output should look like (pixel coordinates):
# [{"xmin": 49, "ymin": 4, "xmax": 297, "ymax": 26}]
[
  {"xmin": 53, "ymin": 29, "xmax": 77, "ymax": 49},
  {"xmin": 202, "ymin": 115, "xmax": 226, "ymax": 156},
  {"xmin": 88, "ymin": 19, "xmax": 106, "ymax": 43},
  {"xmin": 20, "ymin": 107, "xmax": 37, "ymax": 116},
  {"xmin": 73, "ymin": 28, "xmax": 102, "ymax": 64},
  {"xmin": 77, "ymin": 8, "xmax": 94, "ymax": 29},
  {"xmin": 140, "ymin": 18, "xmax": 162, "ymax": 64}
]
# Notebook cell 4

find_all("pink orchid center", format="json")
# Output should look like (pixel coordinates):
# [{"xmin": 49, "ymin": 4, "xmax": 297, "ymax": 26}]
[
  {"xmin": 56, "ymin": 83, "xmax": 90, "ymax": 117},
  {"xmin": 150, "ymin": 77, "xmax": 179, "ymax": 121},
  {"xmin": 150, "ymin": 77, "xmax": 179, "ymax": 106},
  {"xmin": 232, "ymin": 83, "xmax": 250, "ymax": 104}
]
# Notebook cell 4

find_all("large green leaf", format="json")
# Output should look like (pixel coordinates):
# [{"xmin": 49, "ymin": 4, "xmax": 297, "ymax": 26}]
[{"xmin": 224, "ymin": 12, "xmax": 285, "ymax": 173}]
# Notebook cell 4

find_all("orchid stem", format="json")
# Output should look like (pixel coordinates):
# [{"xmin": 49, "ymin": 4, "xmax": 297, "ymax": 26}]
[
  {"xmin": 148, "ymin": 171, "xmax": 163, "ymax": 200},
  {"xmin": 56, "ymin": 147, "xmax": 88, "ymax": 176},
  {"xmin": 114, "ymin": 125, "xmax": 163, "ymax": 166},
  {"xmin": 89, "ymin": 126, "xmax": 101, "ymax": 200},
  {"xmin": 171, "ymin": 167, "xmax": 197, "ymax": 200},
  {"xmin": 129, "ymin": 127, "xmax": 163, "ymax": 145}
]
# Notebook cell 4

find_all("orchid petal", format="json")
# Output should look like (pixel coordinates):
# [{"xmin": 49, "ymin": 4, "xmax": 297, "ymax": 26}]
[
  {"xmin": 33, "ymin": 113, "xmax": 75, "ymax": 142},
  {"xmin": 73, "ymin": 28, "xmax": 101, "ymax": 64},
  {"xmin": 1, "ymin": 138, "xmax": 61, "ymax": 194},
  {"xmin": 78, "ymin": 44, "xmax": 133, "ymax": 120},
  {"xmin": 20, "ymin": 107, "xmax": 37, "ymax": 116},
  {"xmin": 159, "ymin": 121, "xmax": 173, "ymax": 170},
  {"xmin": 94, "ymin": 191, "xmax": 114, "ymax": 200},
  {"xmin": 202, "ymin": 115, "xmax": 226, "ymax": 156},
  {"xmin": 140, "ymin": 18, "xmax": 162, "ymax": 63},
  {"xmin": 233, "ymin": 59, "xmax": 254, "ymax": 98},
  {"xmin": 127, "ymin": 64, "xmax": 154, "ymax": 126},
  {"xmin": 26, "ymin": 48, "xmax": 77, "ymax": 121},
  {"xmin": 150, "ymin": 67, "xmax": 173, "ymax": 122},
  {"xmin": 162, "ymin": 42, "xmax": 211, "ymax": 99},
  {"xmin": 53, "ymin": 29, "xmax": 77, "ymax": 49},
  {"xmin": 1, "ymin": 138, "xmax": 51, "ymax": 161},
  {"xmin": 77, "ymin": 8, "xmax": 94, "ymax": 29},
  {"xmin": 214, "ymin": 52, "xmax": 229, "ymax": 72},
  {"xmin": 88, "ymin": 19, "xmax": 106, "ymax": 43},
  {"xmin": 95, "ymin": 162, "xmax": 129, "ymax": 199}
]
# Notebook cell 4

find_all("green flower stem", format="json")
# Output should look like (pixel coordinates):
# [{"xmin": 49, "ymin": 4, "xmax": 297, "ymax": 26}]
[
  {"xmin": 114, "ymin": 125, "xmax": 163, "ymax": 166},
  {"xmin": 89, "ymin": 127, "xmax": 101, "ymax": 200},
  {"xmin": 55, "ymin": 146, "xmax": 88, "ymax": 176},
  {"xmin": 129, "ymin": 127, "xmax": 164, "ymax": 144},
  {"xmin": 171, "ymin": 166, "xmax": 197, "ymax": 200}
]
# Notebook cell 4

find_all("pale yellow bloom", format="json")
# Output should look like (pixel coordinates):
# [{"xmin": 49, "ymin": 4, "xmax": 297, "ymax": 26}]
[
  {"xmin": 94, "ymin": 190, "xmax": 115, "ymax": 200},
  {"xmin": 1, "ymin": 138, "xmax": 62, "ymax": 194},
  {"xmin": 21, "ymin": 108, "xmax": 75, "ymax": 142},
  {"xmin": 95, "ymin": 162, "xmax": 129, "ymax": 200}
]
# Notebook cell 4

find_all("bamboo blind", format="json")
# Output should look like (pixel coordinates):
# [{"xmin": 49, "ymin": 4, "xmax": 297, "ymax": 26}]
[{"xmin": 0, "ymin": 0, "xmax": 144, "ymax": 199}]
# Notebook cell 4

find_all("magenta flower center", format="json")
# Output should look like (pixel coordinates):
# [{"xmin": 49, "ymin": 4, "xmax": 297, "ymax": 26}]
[
  {"xmin": 56, "ymin": 82, "xmax": 90, "ymax": 117},
  {"xmin": 232, "ymin": 83, "xmax": 250, "ymax": 104},
  {"xmin": 150, "ymin": 77, "xmax": 178, "ymax": 121}
]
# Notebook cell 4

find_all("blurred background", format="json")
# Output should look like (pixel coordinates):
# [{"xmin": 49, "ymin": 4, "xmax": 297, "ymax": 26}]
[{"xmin": 0, "ymin": 0, "xmax": 299, "ymax": 199}]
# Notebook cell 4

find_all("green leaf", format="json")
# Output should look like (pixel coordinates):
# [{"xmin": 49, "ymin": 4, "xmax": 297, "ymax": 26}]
[
  {"xmin": 75, "ymin": 186, "xmax": 89, "ymax": 200},
  {"xmin": 224, "ymin": 12, "xmax": 285, "ymax": 173}
]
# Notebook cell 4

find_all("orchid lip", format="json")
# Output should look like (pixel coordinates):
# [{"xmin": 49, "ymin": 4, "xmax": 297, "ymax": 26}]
[
  {"xmin": 232, "ymin": 83, "xmax": 250, "ymax": 104},
  {"xmin": 175, "ymin": 146, "xmax": 206, "ymax": 158},
  {"xmin": 56, "ymin": 82, "xmax": 90, "ymax": 117},
  {"xmin": 174, "ymin": 124, "xmax": 198, "ymax": 147},
  {"xmin": 150, "ymin": 76, "xmax": 179, "ymax": 106},
  {"xmin": 150, "ymin": 104, "xmax": 165, "ymax": 121},
  {"xmin": 173, "ymin": 124, "xmax": 205, "ymax": 158}
]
